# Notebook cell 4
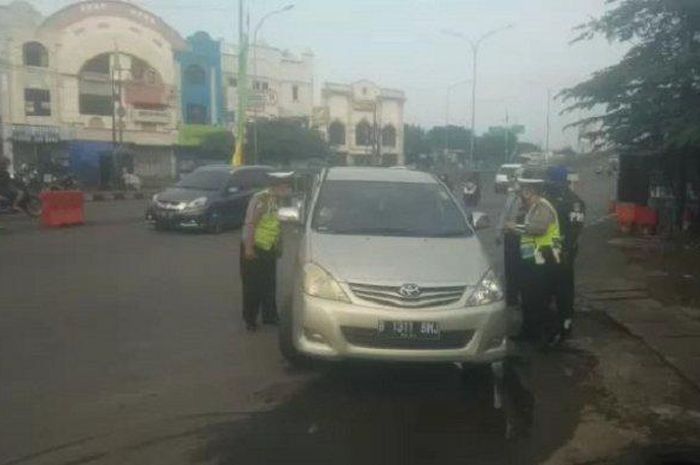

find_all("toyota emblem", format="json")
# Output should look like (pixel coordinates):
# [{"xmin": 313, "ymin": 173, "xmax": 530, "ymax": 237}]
[{"xmin": 398, "ymin": 283, "xmax": 422, "ymax": 299}]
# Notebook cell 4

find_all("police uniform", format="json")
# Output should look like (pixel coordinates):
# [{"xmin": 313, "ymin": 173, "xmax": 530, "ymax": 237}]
[
  {"xmin": 240, "ymin": 188, "xmax": 282, "ymax": 330},
  {"xmin": 542, "ymin": 182, "xmax": 586, "ymax": 336},
  {"xmin": 514, "ymin": 192, "xmax": 563, "ymax": 342}
]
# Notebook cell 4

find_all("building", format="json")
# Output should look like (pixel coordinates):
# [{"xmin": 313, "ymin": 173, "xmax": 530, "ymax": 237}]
[
  {"xmin": 176, "ymin": 31, "xmax": 224, "ymax": 126},
  {"xmin": 222, "ymin": 43, "xmax": 314, "ymax": 125},
  {"xmin": 317, "ymin": 80, "xmax": 405, "ymax": 166},
  {"xmin": 0, "ymin": 0, "xmax": 186, "ymax": 186}
]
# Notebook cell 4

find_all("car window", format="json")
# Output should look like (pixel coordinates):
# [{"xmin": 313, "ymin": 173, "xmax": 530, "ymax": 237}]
[
  {"xmin": 311, "ymin": 180, "xmax": 471, "ymax": 237},
  {"xmin": 175, "ymin": 169, "xmax": 230, "ymax": 190}
]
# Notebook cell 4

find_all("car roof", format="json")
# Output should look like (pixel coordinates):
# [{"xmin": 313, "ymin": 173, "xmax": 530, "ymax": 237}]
[
  {"xmin": 325, "ymin": 167, "xmax": 437, "ymax": 184},
  {"xmin": 195, "ymin": 164, "xmax": 272, "ymax": 172}
]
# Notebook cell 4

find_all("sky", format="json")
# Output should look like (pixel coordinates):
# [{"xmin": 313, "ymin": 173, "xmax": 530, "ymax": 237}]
[{"xmin": 29, "ymin": 0, "xmax": 629, "ymax": 150}]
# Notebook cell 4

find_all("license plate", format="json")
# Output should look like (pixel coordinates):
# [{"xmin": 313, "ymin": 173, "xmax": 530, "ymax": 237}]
[{"xmin": 378, "ymin": 321, "xmax": 441, "ymax": 340}]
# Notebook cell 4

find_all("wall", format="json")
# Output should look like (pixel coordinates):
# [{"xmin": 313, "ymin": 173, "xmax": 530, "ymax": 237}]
[{"xmin": 176, "ymin": 31, "xmax": 224, "ymax": 125}]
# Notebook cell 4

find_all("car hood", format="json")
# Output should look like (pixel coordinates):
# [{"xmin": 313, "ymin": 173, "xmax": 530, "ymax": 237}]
[
  {"xmin": 155, "ymin": 187, "xmax": 215, "ymax": 203},
  {"xmin": 308, "ymin": 232, "xmax": 490, "ymax": 286}
]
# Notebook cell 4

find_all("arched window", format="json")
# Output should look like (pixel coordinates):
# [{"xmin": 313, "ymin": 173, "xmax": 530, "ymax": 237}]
[
  {"xmin": 23, "ymin": 42, "xmax": 48, "ymax": 67},
  {"xmin": 328, "ymin": 121, "xmax": 346, "ymax": 145},
  {"xmin": 185, "ymin": 64, "xmax": 206, "ymax": 86},
  {"xmin": 381, "ymin": 125, "xmax": 396, "ymax": 147},
  {"xmin": 355, "ymin": 120, "xmax": 371, "ymax": 146}
]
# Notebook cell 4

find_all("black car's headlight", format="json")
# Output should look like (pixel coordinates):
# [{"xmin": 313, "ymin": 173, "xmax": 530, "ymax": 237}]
[{"xmin": 185, "ymin": 197, "xmax": 207, "ymax": 209}]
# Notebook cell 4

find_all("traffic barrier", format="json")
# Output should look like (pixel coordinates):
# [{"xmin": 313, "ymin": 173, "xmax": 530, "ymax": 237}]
[
  {"xmin": 634, "ymin": 205, "xmax": 658, "ymax": 235},
  {"xmin": 40, "ymin": 190, "xmax": 85, "ymax": 227},
  {"xmin": 615, "ymin": 203, "xmax": 635, "ymax": 233}
]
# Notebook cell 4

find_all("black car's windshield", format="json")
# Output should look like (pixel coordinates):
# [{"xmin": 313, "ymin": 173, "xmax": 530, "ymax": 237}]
[
  {"xmin": 176, "ymin": 170, "xmax": 230, "ymax": 190},
  {"xmin": 311, "ymin": 180, "xmax": 471, "ymax": 237}
]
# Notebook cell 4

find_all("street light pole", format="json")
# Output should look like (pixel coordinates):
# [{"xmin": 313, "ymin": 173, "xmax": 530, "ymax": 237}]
[
  {"xmin": 443, "ymin": 24, "xmax": 514, "ymax": 168},
  {"xmin": 444, "ymin": 79, "xmax": 471, "ymax": 155},
  {"xmin": 545, "ymin": 87, "xmax": 552, "ymax": 158},
  {"xmin": 251, "ymin": 4, "xmax": 294, "ymax": 164}
]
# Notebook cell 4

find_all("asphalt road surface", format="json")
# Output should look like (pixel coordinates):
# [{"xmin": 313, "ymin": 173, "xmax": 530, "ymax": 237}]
[{"xmin": 1, "ymin": 162, "xmax": 696, "ymax": 465}]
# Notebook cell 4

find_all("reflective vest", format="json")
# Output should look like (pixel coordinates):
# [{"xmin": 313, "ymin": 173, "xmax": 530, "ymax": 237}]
[
  {"xmin": 520, "ymin": 197, "xmax": 562, "ymax": 265},
  {"xmin": 253, "ymin": 191, "xmax": 281, "ymax": 251}
]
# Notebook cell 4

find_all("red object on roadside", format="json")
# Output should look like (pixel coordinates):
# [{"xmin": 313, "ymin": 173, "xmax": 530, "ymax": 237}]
[
  {"xmin": 634, "ymin": 205, "xmax": 658, "ymax": 226},
  {"xmin": 40, "ymin": 191, "xmax": 85, "ymax": 227},
  {"xmin": 615, "ymin": 203, "xmax": 635, "ymax": 232}
]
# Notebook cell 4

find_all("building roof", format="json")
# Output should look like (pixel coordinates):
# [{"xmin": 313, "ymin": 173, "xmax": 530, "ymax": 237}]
[
  {"xmin": 322, "ymin": 81, "xmax": 405, "ymax": 101},
  {"xmin": 326, "ymin": 167, "xmax": 433, "ymax": 183},
  {"xmin": 40, "ymin": 0, "xmax": 187, "ymax": 50}
]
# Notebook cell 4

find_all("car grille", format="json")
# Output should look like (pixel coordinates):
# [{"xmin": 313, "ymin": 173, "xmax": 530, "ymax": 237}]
[
  {"xmin": 341, "ymin": 327, "xmax": 474, "ymax": 350},
  {"xmin": 347, "ymin": 283, "xmax": 466, "ymax": 308},
  {"xmin": 155, "ymin": 200, "xmax": 184, "ymax": 210}
]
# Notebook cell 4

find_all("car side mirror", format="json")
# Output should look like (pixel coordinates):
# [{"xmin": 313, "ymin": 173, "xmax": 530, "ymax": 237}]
[
  {"xmin": 278, "ymin": 206, "xmax": 301, "ymax": 224},
  {"xmin": 471, "ymin": 211, "xmax": 491, "ymax": 230}
]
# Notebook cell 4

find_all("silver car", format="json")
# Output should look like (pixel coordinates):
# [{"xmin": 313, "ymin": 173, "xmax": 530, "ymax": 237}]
[{"xmin": 278, "ymin": 167, "xmax": 508, "ymax": 366}]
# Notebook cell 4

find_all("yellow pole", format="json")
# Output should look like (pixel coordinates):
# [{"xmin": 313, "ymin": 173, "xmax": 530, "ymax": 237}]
[{"xmin": 232, "ymin": 35, "xmax": 249, "ymax": 166}]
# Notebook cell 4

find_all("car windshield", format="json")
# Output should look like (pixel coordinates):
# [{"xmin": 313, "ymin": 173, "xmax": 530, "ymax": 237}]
[
  {"xmin": 311, "ymin": 180, "xmax": 471, "ymax": 237},
  {"xmin": 175, "ymin": 170, "xmax": 230, "ymax": 190},
  {"xmin": 499, "ymin": 166, "xmax": 520, "ymax": 176}
]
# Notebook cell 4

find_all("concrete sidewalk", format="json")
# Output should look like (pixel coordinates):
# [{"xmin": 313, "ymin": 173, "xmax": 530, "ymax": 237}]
[{"xmin": 577, "ymin": 221, "xmax": 700, "ymax": 390}]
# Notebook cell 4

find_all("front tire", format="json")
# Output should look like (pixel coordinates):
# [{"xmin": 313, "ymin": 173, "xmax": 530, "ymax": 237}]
[
  {"xmin": 278, "ymin": 304, "xmax": 310, "ymax": 369},
  {"xmin": 206, "ymin": 214, "xmax": 224, "ymax": 234},
  {"xmin": 22, "ymin": 195, "xmax": 42, "ymax": 217}
]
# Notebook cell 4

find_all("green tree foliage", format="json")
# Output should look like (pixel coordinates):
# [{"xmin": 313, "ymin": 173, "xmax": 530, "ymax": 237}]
[
  {"xmin": 426, "ymin": 125, "xmax": 473, "ymax": 153},
  {"xmin": 561, "ymin": 0, "xmax": 700, "ymax": 154},
  {"xmin": 248, "ymin": 118, "xmax": 330, "ymax": 166},
  {"xmin": 403, "ymin": 124, "xmax": 430, "ymax": 164}
]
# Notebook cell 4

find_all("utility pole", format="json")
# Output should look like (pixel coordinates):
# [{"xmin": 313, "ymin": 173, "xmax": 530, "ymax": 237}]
[
  {"xmin": 232, "ymin": 0, "xmax": 249, "ymax": 166},
  {"xmin": 545, "ymin": 87, "xmax": 552, "ymax": 159},
  {"xmin": 443, "ymin": 25, "xmax": 514, "ymax": 168},
  {"xmin": 504, "ymin": 108, "xmax": 509, "ymax": 163}
]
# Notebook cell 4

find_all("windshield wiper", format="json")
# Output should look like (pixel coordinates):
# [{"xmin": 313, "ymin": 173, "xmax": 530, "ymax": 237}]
[{"xmin": 329, "ymin": 227, "xmax": 417, "ymax": 236}]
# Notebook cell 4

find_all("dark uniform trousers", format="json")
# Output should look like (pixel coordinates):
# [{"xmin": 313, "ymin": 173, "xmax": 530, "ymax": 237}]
[
  {"xmin": 519, "ymin": 248, "xmax": 561, "ymax": 340},
  {"xmin": 239, "ymin": 243, "xmax": 278, "ymax": 326},
  {"xmin": 503, "ymin": 232, "xmax": 521, "ymax": 306}
]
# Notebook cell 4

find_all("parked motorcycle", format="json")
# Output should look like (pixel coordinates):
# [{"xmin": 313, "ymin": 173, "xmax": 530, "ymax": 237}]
[{"xmin": 0, "ymin": 176, "xmax": 42, "ymax": 217}]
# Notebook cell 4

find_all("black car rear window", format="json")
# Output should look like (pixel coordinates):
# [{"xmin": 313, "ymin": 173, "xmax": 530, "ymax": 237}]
[{"xmin": 176, "ymin": 169, "xmax": 231, "ymax": 190}]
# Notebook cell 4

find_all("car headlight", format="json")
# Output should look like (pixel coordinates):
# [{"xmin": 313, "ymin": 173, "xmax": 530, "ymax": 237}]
[
  {"xmin": 186, "ymin": 196, "xmax": 207, "ymax": 209},
  {"xmin": 303, "ymin": 263, "xmax": 350, "ymax": 302},
  {"xmin": 466, "ymin": 269, "xmax": 504, "ymax": 306}
]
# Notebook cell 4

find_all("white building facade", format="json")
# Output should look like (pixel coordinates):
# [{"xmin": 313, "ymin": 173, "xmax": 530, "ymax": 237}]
[
  {"xmin": 0, "ymin": 0, "xmax": 186, "ymax": 186},
  {"xmin": 222, "ymin": 43, "xmax": 314, "ymax": 125},
  {"xmin": 317, "ymin": 80, "xmax": 405, "ymax": 166}
]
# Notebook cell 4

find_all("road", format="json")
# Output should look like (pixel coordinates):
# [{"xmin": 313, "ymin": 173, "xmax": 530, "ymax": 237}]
[{"xmin": 1, "ymin": 162, "xmax": 699, "ymax": 465}]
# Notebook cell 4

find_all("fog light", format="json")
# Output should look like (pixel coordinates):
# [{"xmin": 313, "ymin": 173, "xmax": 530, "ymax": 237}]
[
  {"xmin": 486, "ymin": 335, "xmax": 506, "ymax": 350},
  {"xmin": 303, "ymin": 327, "xmax": 328, "ymax": 344}
]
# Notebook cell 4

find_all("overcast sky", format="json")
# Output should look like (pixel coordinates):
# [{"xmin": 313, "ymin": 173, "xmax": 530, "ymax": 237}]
[{"xmin": 31, "ymin": 0, "xmax": 628, "ymax": 149}]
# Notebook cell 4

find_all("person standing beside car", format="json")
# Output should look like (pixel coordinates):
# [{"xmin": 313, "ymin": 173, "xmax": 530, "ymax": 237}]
[
  {"xmin": 506, "ymin": 179, "xmax": 563, "ymax": 345},
  {"xmin": 239, "ymin": 172, "xmax": 292, "ymax": 332}
]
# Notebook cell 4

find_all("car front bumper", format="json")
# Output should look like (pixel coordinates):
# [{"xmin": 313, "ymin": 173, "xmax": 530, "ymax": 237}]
[
  {"xmin": 292, "ymin": 292, "xmax": 509, "ymax": 364},
  {"xmin": 146, "ymin": 206, "xmax": 208, "ymax": 229}
]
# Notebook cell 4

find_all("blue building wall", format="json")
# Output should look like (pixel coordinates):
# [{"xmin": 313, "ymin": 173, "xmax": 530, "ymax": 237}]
[
  {"xmin": 176, "ymin": 31, "xmax": 225, "ymax": 126},
  {"xmin": 69, "ymin": 140, "xmax": 114, "ymax": 187}
]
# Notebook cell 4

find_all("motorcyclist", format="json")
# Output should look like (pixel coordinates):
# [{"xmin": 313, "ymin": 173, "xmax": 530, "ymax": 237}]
[{"xmin": 0, "ymin": 157, "xmax": 22, "ymax": 211}]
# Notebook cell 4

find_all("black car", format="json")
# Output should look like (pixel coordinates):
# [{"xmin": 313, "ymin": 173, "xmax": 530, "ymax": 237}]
[{"xmin": 146, "ymin": 164, "xmax": 274, "ymax": 233}]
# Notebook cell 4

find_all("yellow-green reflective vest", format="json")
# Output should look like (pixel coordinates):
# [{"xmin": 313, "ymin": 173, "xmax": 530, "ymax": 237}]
[
  {"xmin": 254, "ymin": 191, "xmax": 281, "ymax": 251},
  {"xmin": 520, "ymin": 197, "xmax": 562, "ymax": 264}
]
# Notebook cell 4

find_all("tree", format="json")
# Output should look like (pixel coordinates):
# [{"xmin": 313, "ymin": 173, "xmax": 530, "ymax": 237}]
[
  {"xmin": 426, "ymin": 125, "xmax": 473, "ymax": 155},
  {"xmin": 403, "ymin": 124, "xmax": 430, "ymax": 164},
  {"xmin": 248, "ymin": 118, "xmax": 330, "ymax": 166},
  {"xmin": 560, "ymin": 0, "xmax": 700, "ymax": 225}
]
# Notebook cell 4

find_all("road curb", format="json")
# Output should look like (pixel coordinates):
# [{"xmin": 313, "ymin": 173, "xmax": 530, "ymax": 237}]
[
  {"xmin": 580, "ymin": 293, "xmax": 700, "ymax": 394},
  {"xmin": 85, "ymin": 191, "xmax": 155, "ymax": 202}
]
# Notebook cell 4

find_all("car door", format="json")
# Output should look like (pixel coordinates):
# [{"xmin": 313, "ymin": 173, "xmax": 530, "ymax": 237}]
[{"xmin": 228, "ymin": 169, "xmax": 260, "ymax": 226}]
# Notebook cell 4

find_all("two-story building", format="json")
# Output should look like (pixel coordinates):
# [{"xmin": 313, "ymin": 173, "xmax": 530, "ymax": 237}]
[
  {"xmin": 316, "ymin": 80, "xmax": 405, "ymax": 166},
  {"xmin": 0, "ymin": 0, "xmax": 186, "ymax": 186},
  {"xmin": 222, "ymin": 42, "xmax": 314, "ymax": 125}
]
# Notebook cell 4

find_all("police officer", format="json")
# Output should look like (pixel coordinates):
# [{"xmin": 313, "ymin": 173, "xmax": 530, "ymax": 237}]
[
  {"xmin": 240, "ymin": 172, "xmax": 292, "ymax": 331},
  {"xmin": 497, "ymin": 174, "xmax": 523, "ymax": 308},
  {"xmin": 506, "ymin": 178, "xmax": 563, "ymax": 345},
  {"xmin": 542, "ymin": 166, "xmax": 586, "ymax": 340}
]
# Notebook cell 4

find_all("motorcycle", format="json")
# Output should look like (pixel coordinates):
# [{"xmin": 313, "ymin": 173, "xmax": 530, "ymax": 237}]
[{"xmin": 0, "ymin": 175, "xmax": 42, "ymax": 217}]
